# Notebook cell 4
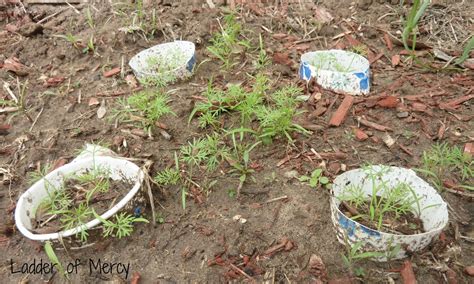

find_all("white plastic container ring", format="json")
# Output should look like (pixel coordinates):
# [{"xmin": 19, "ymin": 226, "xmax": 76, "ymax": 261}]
[
  {"xmin": 300, "ymin": 49, "xmax": 370, "ymax": 96},
  {"xmin": 129, "ymin": 40, "xmax": 196, "ymax": 81},
  {"xmin": 330, "ymin": 166, "xmax": 448, "ymax": 261},
  {"xmin": 15, "ymin": 156, "xmax": 145, "ymax": 241}
]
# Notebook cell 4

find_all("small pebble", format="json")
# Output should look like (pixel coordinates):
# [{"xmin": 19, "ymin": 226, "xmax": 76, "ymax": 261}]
[{"xmin": 397, "ymin": 112, "xmax": 409, "ymax": 118}]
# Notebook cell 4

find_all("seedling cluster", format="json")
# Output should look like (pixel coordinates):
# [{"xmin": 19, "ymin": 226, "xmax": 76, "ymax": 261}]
[
  {"xmin": 33, "ymin": 154, "xmax": 147, "ymax": 243},
  {"xmin": 207, "ymin": 14, "xmax": 250, "ymax": 68},
  {"xmin": 337, "ymin": 165, "xmax": 429, "ymax": 234},
  {"xmin": 418, "ymin": 143, "xmax": 473, "ymax": 191},
  {"xmin": 110, "ymin": 89, "xmax": 175, "ymax": 134}
]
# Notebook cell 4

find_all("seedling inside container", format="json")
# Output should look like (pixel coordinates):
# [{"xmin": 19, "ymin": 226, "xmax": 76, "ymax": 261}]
[
  {"xmin": 337, "ymin": 165, "xmax": 432, "ymax": 235},
  {"xmin": 140, "ymin": 49, "xmax": 188, "ymax": 87},
  {"xmin": 33, "ymin": 157, "xmax": 147, "ymax": 243}
]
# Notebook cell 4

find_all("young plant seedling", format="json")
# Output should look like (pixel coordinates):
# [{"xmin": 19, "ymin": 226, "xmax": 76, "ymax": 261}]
[
  {"xmin": 207, "ymin": 14, "xmax": 250, "ymax": 68},
  {"xmin": 417, "ymin": 143, "xmax": 473, "ymax": 191},
  {"xmin": 110, "ymin": 89, "xmax": 174, "ymax": 135},
  {"xmin": 338, "ymin": 165, "xmax": 431, "ymax": 234},
  {"xmin": 53, "ymin": 33, "xmax": 82, "ymax": 50},
  {"xmin": 254, "ymin": 34, "xmax": 270, "ymax": 70},
  {"xmin": 1, "ymin": 79, "xmax": 33, "ymax": 123},
  {"xmin": 341, "ymin": 237, "xmax": 383, "ymax": 278},
  {"xmin": 401, "ymin": 0, "xmax": 430, "ymax": 53},
  {"xmin": 225, "ymin": 128, "xmax": 261, "ymax": 197},
  {"xmin": 44, "ymin": 241, "xmax": 67, "ymax": 279},
  {"xmin": 256, "ymin": 85, "xmax": 311, "ymax": 144},
  {"xmin": 299, "ymin": 168, "xmax": 330, "ymax": 189},
  {"xmin": 140, "ymin": 49, "xmax": 188, "ymax": 87}
]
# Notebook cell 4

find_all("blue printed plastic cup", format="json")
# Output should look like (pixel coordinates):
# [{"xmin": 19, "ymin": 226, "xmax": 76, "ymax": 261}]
[
  {"xmin": 330, "ymin": 166, "xmax": 448, "ymax": 261},
  {"xmin": 129, "ymin": 40, "xmax": 196, "ymax": 84},
  {"xmin": 300, "ymin": 50, "xmax": 370, "ymax": 96}
]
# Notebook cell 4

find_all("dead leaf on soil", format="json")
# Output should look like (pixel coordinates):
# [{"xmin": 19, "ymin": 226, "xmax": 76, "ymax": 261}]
[
  {"xmin": 88, "ymin": 97, "xmax": 100, "ymax": 106},
  {"xmin": 125, "ymin": 74, "xmax": 138, "ymax": 88},
  {"xmin": 103, "ymin": 67, "xmax": 121, "ymax": 78},
  {"xmin": 97, "ymin": 100, "xmax": 106, "ymax": 119},
  {"xmin": 465, "ymin": 266, "xmax": 474, "ymax": 276},
  {"xmin": 400, "ymin": 260, "xmax": 417, "ymax": 284},
  {"xmin": 313, "ymin": 6, "xmax": 333, "ymax": 24},
  {"xmin": 2, "ymin": 57, "xmax": 29, "ymax": 76},
  {"xmin": 308, "ymin": 254, "xmax": 328, "ymax": 281},
  {"xmin": 392, "ymin": 54, "xmax": 401, "ymax": 66},
  {"xmin": 43, "ymin": 76, "xmax": 65, "ymax": 87},
  {"xmin": 130, "ymin": 271, "xmax": 140, "ymax": 284},
  {"xmin": 464, "ymin": 143, "xmax": 473, "ymax": 156},
  {"xmin": 383, "ymin": 33, "xmax": 393, "ymax": 51},
  {"xmin": 273, "ymin": 52, "xmax": 292, "ymax": 66},
  {"xmin": 377, "ymin": 96, "xmax": 399, "ymax": 108}
]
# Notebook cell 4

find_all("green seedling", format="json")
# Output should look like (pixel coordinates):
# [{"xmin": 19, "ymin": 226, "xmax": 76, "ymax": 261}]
[
  {"xmin": 227, "ymin": 188, "xmax": 237, "ymax": 198},
  {"xmin": 254, "ymin": 34, "xmax": 270, "ymax": 69},
  {"xmin": 207, "ymin": 14, "xmax": 250, "ymax": 68},
  {"xmin": 27, "ymin": 162, "xmax": 52, "ymax": 185},
  {"xmin": 350, "ymin": 44, "xmax": 368, "ymax": 57},
  {"xmin": 341, "ymin": 238, "xmax": 383, "ymax": 278},
  {"xmin": 256, "ymin": 85, "xmax": 311, "ymax": 144},
  {"xmin": 71, "ymin": 167, "xmax": 111, "ymax": 204},
  {"xmin": 82, "ymin": 36, "xmax": 97, "ymax": 55},
  {"xmin": 299, "ymin": 168, "xmax": 330, "ymax": 189},
  {"xmin": 154, "ymin": 168, "xmax": 180, "ymax": 186},
  {"xmin": 401, "ymin": 0, "xmax": 430, "ymax": 52},
  {"xmin": 54, "ymin": 33, "xmax": 81, "ymax": 49},
  {"xmin": 189, "ymin": 80, "xmax": 235, "ymax": 129},
  {"xmin": 93, "ymin": 210, "xmax": 148, "ymax": 239},
  {"xmin": 86, "ymin": 7, "xmax": 95, "ymax": 29},
  {"xmin": 36, "ymin": 151, "xmax": 145, "ymax": 243},
  {"xmin": 1, "ymin": 79, "xmax": 33, "ymax": 123},
  {"xmin": 225, "ymin": 128, "xmax": 260, "ymax": 197},
  {"xmin": 309, "ymin": 52, "xmax": 357, "ymax": 73},
  {"xmin": 338, "ymin": 165, "xmax": 426, "ymax": 232},
  {"xmin": 57, "ymin": 202, "xmax": 93, "ymax": 243},
  {"xmin": 44, "ymin": 241, "xmax": 67, "ymax": 278},
  {"xmin": 156, "ymin": 212, "xmax": 165, "ymax": 224},
  {"xmin": 111, "ymin": 89, "xmax": 174, "ymax": 133},
  {"xmin": 180, "ymin": 133, "xmax": 230, "ymax": 174},
  {"xmin": 417, "ymin": 143, "xmax": 473, "ymax": 191},
  {"xmin": 455, "ymin": 35, "xmax": 474, "ymax": 65}
]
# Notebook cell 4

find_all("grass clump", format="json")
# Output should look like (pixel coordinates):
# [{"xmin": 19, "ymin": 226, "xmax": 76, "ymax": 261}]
[
  {"xmin": 401, "ymin": 0, "xmax": 430, "ymax": 52},
  {"xmin": 417, "ymin": 143, "xmax": 473, "ymax": 191},
  {"xmin": 207, "ymin": 14, "xmax": 250, "ymax": 68},
  {"xmin": 256, "ymin": 86, "xmax": 310, "ymax": 144},
  {"xmin": 111, "ymin": 89, "xmax": 174, "ymax": 133}
]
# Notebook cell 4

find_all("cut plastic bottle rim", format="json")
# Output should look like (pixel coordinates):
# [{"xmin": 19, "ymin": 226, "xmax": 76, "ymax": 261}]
[{"xmin": 14, "ymin": 156, "xmax": 144, "ymax": 241}]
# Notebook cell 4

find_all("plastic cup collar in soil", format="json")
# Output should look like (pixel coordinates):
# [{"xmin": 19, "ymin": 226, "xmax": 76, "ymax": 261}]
[
  {"xmin": 14, "ymin": 156, "xmax": 144, "ymax": 241},
  {"xmin": 129, "ymin": 40, "xmax": 196, "ymax": 81},
  {"xmin": 330, "ymin": 166, "xmax": 448, "ymax": 261},
  {"xmin": 300, "ymin": 49, "xmax": 370, "ymax": 96}
]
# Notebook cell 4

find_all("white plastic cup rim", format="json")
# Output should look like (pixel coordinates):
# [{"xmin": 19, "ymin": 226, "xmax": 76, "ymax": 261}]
[
  {"xmin": 129, "ymin": 40, "xmax": 196, "ymax": 79},
  {"xmin": 14, "ymin": 156, "xmax": 144, "ymax": 241},
  {"xmin": 330, "ymin": 165, "xmax": 448, "ymax": 260}
]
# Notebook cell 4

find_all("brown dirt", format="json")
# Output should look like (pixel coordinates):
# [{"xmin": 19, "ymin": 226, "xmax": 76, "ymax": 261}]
[{"xmin": 0, "ymin": 0, "xmax": 473, "ymax": 283}]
